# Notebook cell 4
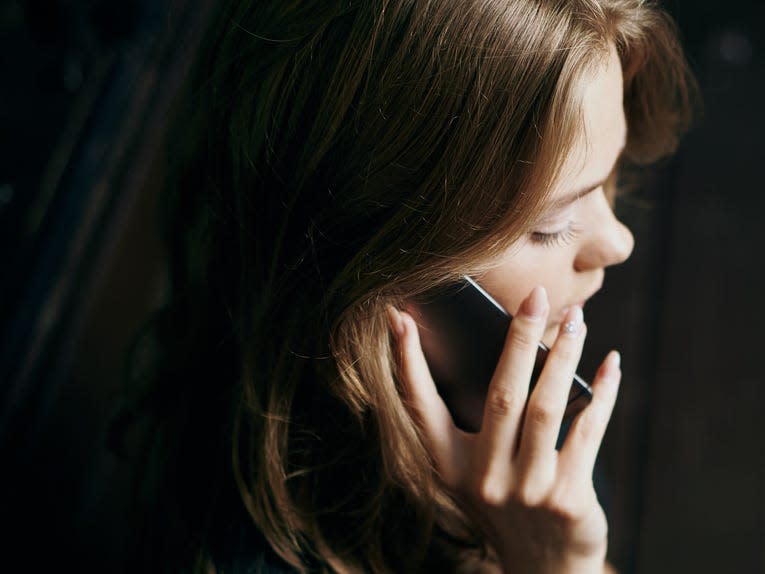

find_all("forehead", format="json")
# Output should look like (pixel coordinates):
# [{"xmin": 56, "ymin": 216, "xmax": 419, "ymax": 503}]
[{"xmin": 553, "ymin": 46, "xmax": 627, "ymax": 197}]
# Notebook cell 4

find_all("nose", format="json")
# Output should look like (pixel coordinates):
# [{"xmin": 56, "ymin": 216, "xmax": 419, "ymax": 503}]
[{"xmin": 573, "ymin": 194, "xmax": 635, "ymax": 272}]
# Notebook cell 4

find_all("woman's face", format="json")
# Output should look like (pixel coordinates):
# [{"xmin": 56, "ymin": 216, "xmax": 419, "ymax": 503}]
[{"xmin": 479, "ymin": 46, "xmax": 634, "ymax": 346}]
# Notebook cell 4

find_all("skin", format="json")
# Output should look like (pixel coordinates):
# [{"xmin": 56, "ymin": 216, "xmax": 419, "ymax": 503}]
[
  {"xmin": 479, "ymin": 44, "xmax": 634, "ymax": 347},
  {"xmin": 388, "ymin": 46, "xmax": 630, "ymax": 573}
]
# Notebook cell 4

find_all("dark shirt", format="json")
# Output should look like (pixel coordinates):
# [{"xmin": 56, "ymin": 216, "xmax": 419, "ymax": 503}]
[{"xmin": 213, "ymin": 519, "xmax": 296, "ymax": 574}]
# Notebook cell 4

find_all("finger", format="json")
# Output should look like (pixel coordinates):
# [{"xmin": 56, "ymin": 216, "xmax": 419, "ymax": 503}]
[
  {"xmin": 517, "ymin": 305, "xmax": 586, "ymax": 472},
  {"xmin": 479, "ymin": 286, "xmax": 549, "ymax": 476},
  {"xmin": 388, "ymin": 306, "xmax": 464, "ymax": 486},
  {"xmin": 557, "ymin": 350, "xmax": 621, "ymax": 481}
]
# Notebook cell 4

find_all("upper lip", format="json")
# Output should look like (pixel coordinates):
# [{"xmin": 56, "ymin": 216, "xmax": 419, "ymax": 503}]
[{"xmin": 580, "ymin": 278, "xmax": 604, "ymax": 306}]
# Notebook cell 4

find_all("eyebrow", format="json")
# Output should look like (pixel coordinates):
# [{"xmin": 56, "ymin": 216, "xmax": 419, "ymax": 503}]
[
  {"xmin": 547, "ymin": 142, "xmax": 626, "ymax": 211},
  {"xmin": 548, "ymin": 178, "xmax": 607, "ymax": 211}
]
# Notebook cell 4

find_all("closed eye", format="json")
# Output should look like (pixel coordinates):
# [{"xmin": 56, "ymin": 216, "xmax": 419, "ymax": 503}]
[{"xmin": 529, "ymin": 223, "xmax": 581, "ymax": 248}]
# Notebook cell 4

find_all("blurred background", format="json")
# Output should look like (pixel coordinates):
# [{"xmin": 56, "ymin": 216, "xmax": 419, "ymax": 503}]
[{"xmin": 1, "ymin": 0, "xmax": 763, "ymax": 571}]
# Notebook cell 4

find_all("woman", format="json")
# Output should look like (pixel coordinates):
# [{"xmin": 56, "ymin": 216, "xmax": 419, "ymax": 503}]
[{"xmin": 131, "ymin": 0, "xmax": 696, "ymax": 571}]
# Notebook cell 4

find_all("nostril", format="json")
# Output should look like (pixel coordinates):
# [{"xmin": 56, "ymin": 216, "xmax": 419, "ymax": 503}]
[{"xmin": 573, "ymin": 220, "xmax": 634, "ymax": 271}]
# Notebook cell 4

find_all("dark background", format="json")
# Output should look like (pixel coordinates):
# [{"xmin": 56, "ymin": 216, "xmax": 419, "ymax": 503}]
[{"xmin": 1, "ymin": 1, "xmax": 763, "ymax": 571}]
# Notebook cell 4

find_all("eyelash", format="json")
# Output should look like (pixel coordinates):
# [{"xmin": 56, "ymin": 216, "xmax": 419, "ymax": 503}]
[{"xmin": 529, "ymin": 222, "xmax": 581, "ymax": 248}]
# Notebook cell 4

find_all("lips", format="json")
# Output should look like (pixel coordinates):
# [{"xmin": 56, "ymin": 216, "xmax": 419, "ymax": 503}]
[{"xmin": 582, "ymin": 278, "xmax": 604, "ymax": 305}]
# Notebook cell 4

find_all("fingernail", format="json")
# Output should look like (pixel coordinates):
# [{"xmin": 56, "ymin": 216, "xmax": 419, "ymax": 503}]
[
  {"xmin": 602, "ymin": 350, "xmax": 621, "ymax": 380},
  {"xmin": 386, "ymin": 306, "xmax": 405, "ymax": 337},
  {"xmin": 519, "ymin": 286, "xmax": 548, "ymax": 320},
  {"xmin": 561, "ymin": 305, "xmax": 584, "ymax": 336}
]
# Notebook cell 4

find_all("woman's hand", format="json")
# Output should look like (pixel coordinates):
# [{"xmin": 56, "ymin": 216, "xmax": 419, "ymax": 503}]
[{"xmin": 388, "ymin": 286, "xmax": 621, "ymax": 573}]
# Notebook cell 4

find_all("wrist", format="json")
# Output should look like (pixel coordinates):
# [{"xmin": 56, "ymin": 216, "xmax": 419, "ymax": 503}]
[{"xmin": 495, "ymin": 542, "xmax": 607, "ymax": 574}]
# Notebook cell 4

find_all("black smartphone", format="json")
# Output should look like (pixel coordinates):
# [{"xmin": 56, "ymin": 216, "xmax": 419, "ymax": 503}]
[{"xmin": 408, "ymin": 276, "xmax": 591, "ymax": 433}]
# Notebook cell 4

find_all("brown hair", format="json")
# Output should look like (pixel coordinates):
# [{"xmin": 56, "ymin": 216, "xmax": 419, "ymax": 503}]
[{"xmin": 141, "ymin": 0, "xmax": 696, "ymax": 571}]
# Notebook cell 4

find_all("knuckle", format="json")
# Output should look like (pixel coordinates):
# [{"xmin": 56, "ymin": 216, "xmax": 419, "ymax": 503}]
[
  {"xmin": 549, "ymin": 501, "xmax": 579, "ymax": 524},
  {"xmin": 485, "ymin": 389, "xmax": 520, "ymax": 419},
  {"xmin": 510, "ymin": 480, "xmax": 544, "ymax": 508},
  {"xmin": 526, "ymin": 402, "xmax": 555, "ymax": 427},
  {"xmin": 553, "ymin": 343, "xmax": 577, "ymax": 364},
  {"xmin": 545, "ymin": 490, "xmax": 580, "ymax": 523},
  {"xmin": 475, "ymin": 476, "xmax": 508, "ymax": 508},
  {"xmin": 507, "ymin": 327, "xmax": 536, "ymax": 350},
  {"xmin": 572, "ymin": 410, "xmax": 604, "ymax": 443}
]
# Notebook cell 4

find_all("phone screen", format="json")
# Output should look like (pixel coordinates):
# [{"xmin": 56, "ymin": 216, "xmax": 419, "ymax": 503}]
[{"xmin": 408, "ymin": 277, "xmax": 591, "ymax": 433}]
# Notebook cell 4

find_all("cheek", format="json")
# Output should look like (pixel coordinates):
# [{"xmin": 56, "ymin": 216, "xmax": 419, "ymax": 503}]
[
  {"xmin": 480, "ymin": 270, "xmax": 566, "ymax": 348},
  {"xmin": 501, "ymin": 283, "xmax": 534, "ymax": 316},
  {"xmin": 478, "ymin": 248, "xmax": 577, "ymax": 351},
  {"xmin": 478, "ymin": 268, "xmax": 534, "ymax": 317},
  {"xmin": 480, "ymin": 250, "xmax": 573, "ymax": 317}
]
